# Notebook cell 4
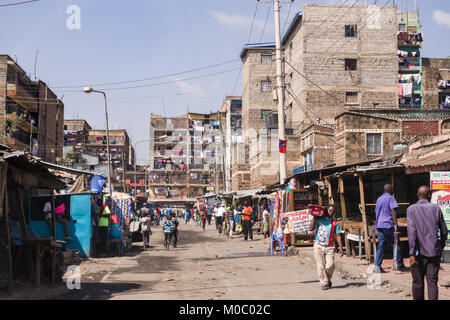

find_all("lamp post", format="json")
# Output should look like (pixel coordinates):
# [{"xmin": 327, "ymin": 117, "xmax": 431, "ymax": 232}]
[
  {"xmin": 134, "ymin": 139, "xmax": 150, "ymax": 198},
  {"xmin": 83, "ymin": 86, "xmax": 113, "ymax": 198}
]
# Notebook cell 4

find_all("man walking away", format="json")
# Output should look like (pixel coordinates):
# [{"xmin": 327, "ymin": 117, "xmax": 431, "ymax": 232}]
[
  {"xmin": 310, "ymin": 208, "xmax": 344, "ymax": 290},
  {"xmin": 226, "ymin": 206, "xmax": 235, "ymax": 237},
  {"xmin": 407, "ymin": 186, "xmax": 448, "ymax": 300},
  {"xmin": 262, "ymin": 205, "xmax": 271, "ymax": 239},
  {"xmin": 140, "ymin": 211, "xmax": 152, "ymax": 251},
  {"xmin": 183, "ymin": 208, "xmax": 190, "ymax": 224},
  {"xmin": 241, "ymin": 204, "xmax": 253, "ymax": 241},
  {"xmin": 375, "ymin": 184, "xmax": 407, "ymax": 272},
  {"xmin": 199, "ymin": 208, "xmax": 207, "ymax": 230},
  {"xmin": 206, "ymin": 204, "xmax": 213, "ymax": 225},
  {"xmin": 162, "ymin": 215, "xmax": 174, "ymax": 250},
  {"xmin": 171, "ymin": 213, "xmax": 179, "ymax": 248},
  {"xmin": 215, "ymin": 204, "xmax": 225, "ymax": 234}
]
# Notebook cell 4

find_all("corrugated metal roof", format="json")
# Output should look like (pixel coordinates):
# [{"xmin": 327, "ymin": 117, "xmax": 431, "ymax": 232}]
[
  {"xmin": 239, "ymin": 42, "xmax": 275, "ymax": 59},
  {"xmin": 404, "ymin": 150, "xmax": 450, "ymax": 169},
  {"xmin": 282, "ymin": 11, "xmax": 303, "ymax": 45}
]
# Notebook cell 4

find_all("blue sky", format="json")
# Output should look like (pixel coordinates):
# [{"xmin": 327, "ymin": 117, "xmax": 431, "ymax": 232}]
[{"xmin": 0, "ymin": 0, "xmax": 449, "ymax": 163}]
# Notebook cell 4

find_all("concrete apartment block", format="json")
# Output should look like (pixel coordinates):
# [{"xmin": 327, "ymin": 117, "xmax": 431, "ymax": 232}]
[
  {"xmin": 0, "ymin": 55, "xmax": 64, "ymax": 164},
  {"xmin": 240, "ymin": 43, "xmax": 277, "ymax": 142},
  {"xmin": 284, "ymin": 4, "xmax": 399, "ymax": 126},
  {"xmin": 422, "ymin": 58, "xmax": 450, "ymax": 110}
]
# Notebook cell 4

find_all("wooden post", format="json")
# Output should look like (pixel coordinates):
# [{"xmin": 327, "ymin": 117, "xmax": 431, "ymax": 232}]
[
  {"xmin": 318, "ymin": 171, "xmax": 323, "ymax": 206},
  {"xmin": 358, "ymin": 175, "xmax": 371, "ymax": 262},
  {"xmin": 4, "ymin": 180, "xmax": 14, "ymax": 292},
  {"xmin": 50, "ymin": 190, "xmax": 57, "ymax": 285},
  {"xmin": 326, "ymin": 179, "xmax": 334, "ymax": 206},
  {"xmin": 50, "ymin": 190, "xmax": 56, "ymax": 240},
  {"xmin": 338, "ymin": 177, "xmax": 350, "ymax": 257},
  {"xmin": 35, "ymin": 242, "xmax": 41, "ymax": 287},
  {"xmin": 17, "ymin": 186, "xmax": 28, "ymax": 238}
]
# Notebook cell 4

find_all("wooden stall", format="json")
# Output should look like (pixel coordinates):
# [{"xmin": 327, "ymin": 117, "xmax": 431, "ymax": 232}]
[
  {"xmin": 0, "ymin": 146, "xmax": 66, "ymax": 291},
  {"xmin": 325, "ymin": 163, "xmax": 409, "ymax": 262}
]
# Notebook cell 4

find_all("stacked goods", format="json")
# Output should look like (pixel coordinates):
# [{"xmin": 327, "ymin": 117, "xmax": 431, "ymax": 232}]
[{"xmin": 308, "ymin": 204, "xmax": 327, "ymax": 217}]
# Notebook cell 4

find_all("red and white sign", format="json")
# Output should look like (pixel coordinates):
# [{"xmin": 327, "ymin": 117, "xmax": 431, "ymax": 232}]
[
  {"xmin": 430, "ymin": 172, "xmax": 450, "ymax": 190},
  {"xmin": 280, "ymin": 210, "xmax": 313, "ymax": 234}
]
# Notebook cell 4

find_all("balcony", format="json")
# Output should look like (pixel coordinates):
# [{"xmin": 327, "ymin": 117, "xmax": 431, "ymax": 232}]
[{"xmin": 5, "ymin": 81, "xmax": 39, "ymax": 112}]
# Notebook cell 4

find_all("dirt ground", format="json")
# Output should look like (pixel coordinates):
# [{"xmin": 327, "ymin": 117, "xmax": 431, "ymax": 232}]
[{"xmin": 59, "ymin": 219, "xmax": 407, "ymax": 300}]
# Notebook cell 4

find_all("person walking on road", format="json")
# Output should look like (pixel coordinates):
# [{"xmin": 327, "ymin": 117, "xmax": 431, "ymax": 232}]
[
  {"xmin": 199, "ymin": 208, "xmax": 207, "ymax": 230},
  {"xmin": 407, "ymin": 186, "xmax": 448, "ymax": 300},
  {"xmin": 225, "ymin": 206, "xmax": 235, "ymax": 238},
  {"xmin": 140, "ymin": 210, "xmax": 152, "ymax": 251},
  {"xmin": 215, "ymin": 204, "xmax": 225, "ymax": 234},
  {"xmin": 262, "ymin": 205, "xmax": 271, "ymax": 239},
  {"xmin": 241, "ymin": 204, "xmax": 253, "ymax": 241},
  {"xmin": 162, "ymin": 215, "xmax": 174, "ymax": 251},
  {"xmin": 374, "ymin": 184, "xmax": 407, "ymax": 272},
  {"xmin": 171, "ymin": 213, "xmax": 179, "ymax": 248},
  {"xmin": 206, "ymin": 204, "xmax": 213, "ymax": 225},
  {"xmin": 183, "ymin": 208, "xmax": 190, "ymax": 224},
  {"xmin": 310, "ymin": 208, "xmax": 344, "ymax": 290}
]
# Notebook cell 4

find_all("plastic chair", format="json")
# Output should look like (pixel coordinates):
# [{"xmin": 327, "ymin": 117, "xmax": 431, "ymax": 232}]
[{"xmin": 270, "ymin": 232, "xmax": 285, "ymax": 256}]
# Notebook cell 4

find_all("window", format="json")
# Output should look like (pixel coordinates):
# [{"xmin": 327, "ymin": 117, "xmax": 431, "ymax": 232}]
[
  {"xmin": 261, "ymin": 54, "xmax": 272, "ymax": 63},
  {"xmin": 345, "ymin": 25, "xmax": 357, "ymax": 37},
  {"xmin": 345, "ymin": 92, "xmax": 359, "ymax": 104},
  {"xmin": 260, "ymin": 109, "xmax": 271, "ymax": 119},
  {"xmin": 366, "ymin": 133, "xmax": 382, "ymax": 155},
  {"xmin": 345, "ymin": 59, "xmax": 357, "ymax": 71},
  {"xmin": 261, "ymin": 81, "xmax": 272, "ymax": 92},
  {"xmin": 398, "ymin": 23, "xmax": 406, "ymax": 32}
]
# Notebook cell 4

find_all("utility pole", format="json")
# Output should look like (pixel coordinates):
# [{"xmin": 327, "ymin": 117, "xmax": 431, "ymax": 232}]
[{"xmin": 273, "ymin": 0, "xmax": 287, "ymax": 184}]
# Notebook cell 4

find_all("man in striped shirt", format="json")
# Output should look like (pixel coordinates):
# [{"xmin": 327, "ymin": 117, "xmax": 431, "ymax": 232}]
[{"xmin": 162, "ymin": 216, "xmax": 174, "ymax": 250}]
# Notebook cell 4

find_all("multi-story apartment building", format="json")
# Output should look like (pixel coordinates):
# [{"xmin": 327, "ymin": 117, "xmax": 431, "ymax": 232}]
[
  {"xmin": 240, "ymin": 43, "xmax": 302, "ymax": 188},
  {"xmin": 63, "ymin": 123, "xmax": 135, "ymax": 193},
  {"xmin": 219, "ymin": 96, "xmax": 244, "ymax": 191},
  {"xmin": 0, "ymin": 55, "xmax": 64, "ymax": 163},
  {"xmin": 148, "ymin": 112, "xmax": 224, "ymax": 209},
  {"xmin": 333, "ymin": 9, "xmax": 450, "ymax": 166}
]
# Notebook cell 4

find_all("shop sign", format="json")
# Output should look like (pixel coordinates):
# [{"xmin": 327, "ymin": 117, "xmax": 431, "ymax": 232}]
[
  {"xmin": 430, "ymin": 172, "xmax": 450, "ymax": 190},
  {"xmin": 280, "ymin": 209, "xmax": 313, "ymax": 234}
]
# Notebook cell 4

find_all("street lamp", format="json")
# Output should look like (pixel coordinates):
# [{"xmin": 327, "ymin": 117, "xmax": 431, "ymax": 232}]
[{"xmin": 83, "ymin": 86, "xmax": 113, "ymax": 199}]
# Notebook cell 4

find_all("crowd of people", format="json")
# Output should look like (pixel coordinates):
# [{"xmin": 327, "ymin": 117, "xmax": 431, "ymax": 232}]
[{"xmin": 89, "ymin": 184, "xmax": 448, "ymax": 300}]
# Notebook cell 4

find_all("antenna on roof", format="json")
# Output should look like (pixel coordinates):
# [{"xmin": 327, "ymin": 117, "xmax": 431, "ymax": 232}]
[{"xmin": 33, "ymin": 50, "xmax": 39, "ymax": 81}]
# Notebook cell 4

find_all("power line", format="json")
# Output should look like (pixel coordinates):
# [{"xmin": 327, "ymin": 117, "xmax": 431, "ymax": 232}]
[
  {"xmin": 281, "ymin": 1, "xmax": 293, "ymax": 36},
  {"xmin": 259, "ymin": 4, "xmax": 271, "ymax": 42},
  {"xmin": 56, "ymin": 67, "xmax": 241, "ymax": 93},
  {"xmin": 232, "ymin": 0, "xmax": 260, "ymax": 96},
  {"xmin": 0, "ymin": 0, "xmax": 39, "ymax": 7},
  {"xmin": 284, "ymin": 59, "xmax": 344, "ymax": 103},
  {"xmin": 52, "ymin": 58, "xmax": 240, "ymax": 89}
]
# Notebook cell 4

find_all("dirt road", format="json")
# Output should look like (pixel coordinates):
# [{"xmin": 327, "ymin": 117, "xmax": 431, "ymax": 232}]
[{"xmin": 61, "ymin": 220, "xmax": 405, "ymax": 300}]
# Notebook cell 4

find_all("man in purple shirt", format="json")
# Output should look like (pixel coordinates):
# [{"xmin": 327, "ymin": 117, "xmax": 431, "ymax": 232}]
[
  {"xmin": 375, "ymin": 184, "xmax": 406, "ymax": 272},
  {"xmin": 407, "ymin": 186, "xmax": 448, "ymax": 300}
]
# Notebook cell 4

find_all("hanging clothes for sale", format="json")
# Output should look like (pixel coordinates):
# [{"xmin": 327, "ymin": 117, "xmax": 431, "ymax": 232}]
[
  {"xmin": 401, "ymin": 83, "xmax": 412, "ymax": 97},
  {"xmin": 398, "ymin": 83, "xmax": 404, "ymax": 98}
]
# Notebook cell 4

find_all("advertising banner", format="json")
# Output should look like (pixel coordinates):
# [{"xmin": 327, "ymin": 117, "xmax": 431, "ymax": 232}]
[
  {"xmin": 280, "ymin": 209, "xmax": 313, "ymax": 234},
  {"xmin": 430, "ymin": 172, "xmax": 450, "ymax": 190}
]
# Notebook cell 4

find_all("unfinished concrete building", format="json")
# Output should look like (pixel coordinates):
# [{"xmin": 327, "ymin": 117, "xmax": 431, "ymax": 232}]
[
  {"xmin": 283, "ymin": 4, "xmax": 399, "ymax": 128},
  {"xmin": 219, "ymin": 96, "xmax": 243, "ymax": 191},
  {"xmin": 149, "ymin": 113, "xmax": 225, "ymax": 209},
  {"xmin": 422, "ymin": 58, "xmax": 450, "ymax": 110},
  {"xmin": 0, "ymin": 55, "xmax": 64, "ymax": 164}
]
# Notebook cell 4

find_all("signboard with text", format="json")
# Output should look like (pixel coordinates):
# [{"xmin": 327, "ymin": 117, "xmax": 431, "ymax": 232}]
[
  {"xmin": 280, "ymin": 210, "xmax": 313, "ymax": 234},
  {"xmin": 430, "ymin": 172, "xmax": 450, "ymax": 190}
]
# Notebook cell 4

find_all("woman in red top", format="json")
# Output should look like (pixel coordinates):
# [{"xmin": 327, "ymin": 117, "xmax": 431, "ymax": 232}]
[{"xmin": 200, "ymin": 208, "xmax": 207, "ymax": 230}]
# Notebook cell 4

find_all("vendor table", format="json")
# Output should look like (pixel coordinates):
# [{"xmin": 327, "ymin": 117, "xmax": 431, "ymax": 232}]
[{"xmin": 11, "ymin": 237, "xmax": 63, "ymax": 287}]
